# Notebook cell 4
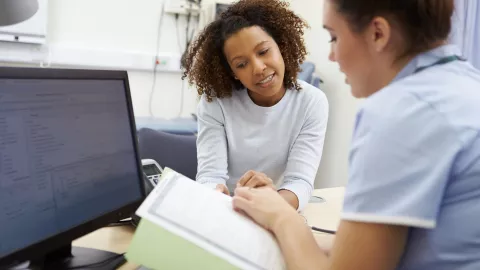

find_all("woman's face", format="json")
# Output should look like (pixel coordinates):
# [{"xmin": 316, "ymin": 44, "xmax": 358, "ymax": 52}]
[
  {"xmin": 323, "ymin": 0, "xmax": 395, "ymax": 98},
  {"xmin": 223, "ymin": 26, "xmax": 286, "ymax": 106}
]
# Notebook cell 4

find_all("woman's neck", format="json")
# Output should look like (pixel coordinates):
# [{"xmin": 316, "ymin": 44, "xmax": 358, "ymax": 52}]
[
  {"xmin": 248, "ymin": 86, "xmax": 287, "ymax": 107},
  {"xmin": 365, "ymin": 41, "xmax": 448, "ymax": 97},
  {"xmin": 385, "ymin": 41, "xmax": 447, "ymax": 85}
]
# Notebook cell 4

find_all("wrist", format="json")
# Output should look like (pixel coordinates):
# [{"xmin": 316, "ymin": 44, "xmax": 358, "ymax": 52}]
[
  {"xmin": 271, "ymin": 209, "xmax": 303, "ymax": 235},
  {"xmin": 278, "ymin": 189, "xmax": 300, "ymax": 210}
]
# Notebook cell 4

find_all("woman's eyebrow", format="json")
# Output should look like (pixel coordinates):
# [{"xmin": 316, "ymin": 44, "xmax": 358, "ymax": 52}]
[{"xmin": 254, "ymin": 40, "xmax": 270, "ymax": 49}]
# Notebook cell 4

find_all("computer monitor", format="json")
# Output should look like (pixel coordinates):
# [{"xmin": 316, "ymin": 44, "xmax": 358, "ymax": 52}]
[{"xmin": 0, "ymin": 67, "xmax": 146, "ymax": 269}]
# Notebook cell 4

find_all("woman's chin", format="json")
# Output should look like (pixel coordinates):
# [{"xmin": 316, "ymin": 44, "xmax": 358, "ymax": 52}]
[{"xmin": 349, "ymin": 85, "xmax": 363, "ymax": 98}]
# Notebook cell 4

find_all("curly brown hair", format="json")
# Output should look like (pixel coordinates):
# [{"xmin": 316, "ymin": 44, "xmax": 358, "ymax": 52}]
[{"xmin": 182, "ymin": 0, "xmax": 309, "ymax": 101}]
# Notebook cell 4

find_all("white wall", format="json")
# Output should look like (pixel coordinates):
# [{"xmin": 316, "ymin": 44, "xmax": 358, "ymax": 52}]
[
  {"xmin": 47, "ymin": 0, "xmax": 204, "ymax": 118},
  {"xmin": 0, "ymin": 0, "xmax": 359, "ymax": 187}
]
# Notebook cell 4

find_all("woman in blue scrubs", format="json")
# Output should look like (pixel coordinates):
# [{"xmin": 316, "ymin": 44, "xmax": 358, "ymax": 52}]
[{"xmin": 233, "ymin": 0, "xmax": 480, "ymax": 269}]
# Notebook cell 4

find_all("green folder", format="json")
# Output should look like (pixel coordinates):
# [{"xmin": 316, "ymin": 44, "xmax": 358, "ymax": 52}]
[
  {"xmin": 125, "ymin": 219, "xmax": 240, "ymax": 270},
  {"xmin": 125, "ymin": 168, "xmax": 240, "ymax": 270}
]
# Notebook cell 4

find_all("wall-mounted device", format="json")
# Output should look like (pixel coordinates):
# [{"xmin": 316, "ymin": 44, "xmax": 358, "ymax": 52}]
[
  {"xmin": 211, "ymin": 1, "xmax": 231, "ymax": 21},
  {"xmin": 165, "ymin": 0, "xmax": 201, "ymax": 16},
  {"xmin": 142, "ymin": 159, "xmax": 163, "ymax": 187},
  {"xmin": 0, "ymin": 0, "xmax": 48, "ymax": 44}
]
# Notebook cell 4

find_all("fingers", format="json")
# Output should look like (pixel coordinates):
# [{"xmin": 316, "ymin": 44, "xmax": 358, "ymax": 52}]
[
  {"xmin": 238, "ymin": 171, "xmax": 273, "ymax": 188},
  {"xmin": 234, "ymin": 186, "xmax": 254, "ymax": 200},
  {"xmin": 244, "ymin": 175, "xmax": 263, "ymax": 188},
  {"xmin": 237, "ymin": 170, "xmax": 255, "ymax": 187},
  {"xmin": 232, "ymin": 195, "xmax": 253, "ymax": 215},
  {"xmin": 215, "ymin": 184, "xmax": 230, "ymax": 195}
]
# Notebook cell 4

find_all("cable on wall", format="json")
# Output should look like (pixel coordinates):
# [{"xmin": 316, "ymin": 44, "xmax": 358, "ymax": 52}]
[
  {"xmin": 178, "ymin": 0, "xmax": 202, "ymax": 117},
  {"xmin": 149, "ymin": 0, "xmax": 167, "ymax": 117}
]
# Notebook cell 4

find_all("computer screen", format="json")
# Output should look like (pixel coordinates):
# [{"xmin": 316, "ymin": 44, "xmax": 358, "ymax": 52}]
[
  {"xmin": 0, "ymin": 77, "xmax": 143, "ymax": 260},
  {"xmin": 143, "ymin": 164, "xmax": 162, "ymax": 176}
]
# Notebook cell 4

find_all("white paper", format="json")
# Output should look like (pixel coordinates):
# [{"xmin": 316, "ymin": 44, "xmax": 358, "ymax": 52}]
[{"xmin": 136, "ymin": 170, "xmax": 286, "ymax": 270}]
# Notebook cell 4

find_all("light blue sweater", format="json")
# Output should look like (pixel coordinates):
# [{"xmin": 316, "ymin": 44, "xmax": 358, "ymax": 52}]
[{"xmin": 196, "ymin": 80, "xmax": 329, "ymax": 210}]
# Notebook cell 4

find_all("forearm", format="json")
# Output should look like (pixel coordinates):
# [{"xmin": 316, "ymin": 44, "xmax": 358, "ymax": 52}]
[
  {"xmin": 273, "ymin": 213, "xmax": 329, "ymax": 270},
  {"xmin": 279, "ymin": 189, "xmax": 299, "ymax": 209},
  {"xmin": 278, "ymin": 180, "xmax": 313, "ymax": 211}
]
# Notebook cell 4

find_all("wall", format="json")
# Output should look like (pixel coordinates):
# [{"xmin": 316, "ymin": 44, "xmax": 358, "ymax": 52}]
[
  {"xmin": 0, "ymin": 0, "xmax": 203, "ymax": 118},
  {"xmin": 47, "ymin": 0, "xmax": 204, "ymax": 118},
  {"xmin": 0, "ymin": 0, "xmax": 359, "ymax": 187}
]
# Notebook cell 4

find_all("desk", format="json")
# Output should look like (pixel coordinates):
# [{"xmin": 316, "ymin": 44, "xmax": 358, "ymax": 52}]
[
  {"xmin": 72, "ymin": 187, "xmax": 345, "ymax": 269},
  {"xmin": 304, "ymin": 187, "xmax": 345, "ymax": 251}
]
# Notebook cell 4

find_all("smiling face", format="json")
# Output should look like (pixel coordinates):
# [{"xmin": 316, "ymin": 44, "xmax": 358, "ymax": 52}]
[{"xmin": 223, "ymin": 26, "xmax": 286, "ymax": 106}]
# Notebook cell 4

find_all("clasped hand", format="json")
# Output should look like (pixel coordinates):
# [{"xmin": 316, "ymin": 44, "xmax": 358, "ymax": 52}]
[
  {"xmin": 215, "ymin": 170, "xmax": 275, "ymax": 195},
  {"xmin": 215, "ymin": 170, "xmax": 297, "ymax": 233}
]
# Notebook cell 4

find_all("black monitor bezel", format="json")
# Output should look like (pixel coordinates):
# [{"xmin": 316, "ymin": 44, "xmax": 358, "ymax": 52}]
[{"xmin": 0, "ymin": 67, "xmax": 146, "ymax": 266}]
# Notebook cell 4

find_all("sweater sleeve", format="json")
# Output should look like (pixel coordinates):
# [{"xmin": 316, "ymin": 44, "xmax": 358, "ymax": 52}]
[
  {"xmin": 279, "ymin": 90, "xmax": 329, "ymax": 211},
  {"xmin": 195, "ymin": 95, "xmax": 229, "ymax": 189}
]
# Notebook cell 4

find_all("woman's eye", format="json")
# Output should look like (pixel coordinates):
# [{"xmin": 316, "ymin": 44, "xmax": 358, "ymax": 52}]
[
  {"xmin": 237, "ymin": 63, "xmax": 246, "ymax": 69},
  {"xmin": 259, "ymin": 49, "xmax": 269, "ymax": 55},
  {"xmin": 329, "ymin": 37, "xmax": 337, "ymax": 43}
]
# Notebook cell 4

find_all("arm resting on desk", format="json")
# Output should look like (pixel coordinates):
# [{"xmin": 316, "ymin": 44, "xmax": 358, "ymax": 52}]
[
  {"xmin": 279, "ymin": 91, "xmax": 328, "ymax": 211},
  {"xmin": 278, "ymin": 189, "xmax": 299, "ymax": 210},
  {"xmin": 273, "ymin": 217, "xmax": 408, "ymax": 270}
]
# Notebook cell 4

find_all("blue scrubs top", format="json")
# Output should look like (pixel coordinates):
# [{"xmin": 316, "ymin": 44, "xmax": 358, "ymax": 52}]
[{"xmin": 342, "ymin": 45, "xmax": 480, "ymax": 270}]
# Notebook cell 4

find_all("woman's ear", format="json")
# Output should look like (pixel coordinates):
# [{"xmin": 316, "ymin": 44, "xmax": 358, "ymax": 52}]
[{"xmin": 369, "ymin": 16, "xmax": 391, "ymax": 53}]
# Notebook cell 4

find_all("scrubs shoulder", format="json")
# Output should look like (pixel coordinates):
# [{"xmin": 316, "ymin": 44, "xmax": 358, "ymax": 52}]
[{"xmin": 342, "ymin": 45, "xmax": 480, "ymax": 270}]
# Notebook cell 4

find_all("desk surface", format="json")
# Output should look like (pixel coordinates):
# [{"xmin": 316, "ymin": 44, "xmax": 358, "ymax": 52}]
[
  {"xmin": 304, "ymin": 187, "xmax": 345, "ymax": 251},
  {"xmin": 72, "ymin": 187, "xmax": 345, "ymax": 269}
]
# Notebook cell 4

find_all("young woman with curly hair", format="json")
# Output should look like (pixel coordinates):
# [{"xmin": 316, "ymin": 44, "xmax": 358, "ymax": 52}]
[
  {"xmin": 182, "ymin": 0, "xmax": 328, "ymax": 210},
  {"xmin": 233, "ymin": 0, "xmax": 480, "ymax": 269}
]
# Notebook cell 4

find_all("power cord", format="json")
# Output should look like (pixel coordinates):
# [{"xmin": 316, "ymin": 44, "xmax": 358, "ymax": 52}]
[
  {"xmin": 301, "ymin": 214, "xmax": 336, "ymax": 235},
  {"xmin": 39, "ymin": 46, "xmax": 52, "ymax": 68},
  {"xmin": 175, "ymin": 14, "xmax": 183, "ymax": 53},
  {"xmin": 178, "ymin": 0, "xmax": 201, "ymax": 118},
  {"xmin": 149, "ymin": 0, "xmax": 167, "ymax": 117},
  {"xmin": 311, "ymin": 226, "xmax": 336, "ymax": 235},
  {"xmin": 178, "ymin": 79, "xmax": 186, "ymax": 117},
  {"xmin": 180, "ymin": 0, "xmax": 202, "ymax": 68}
]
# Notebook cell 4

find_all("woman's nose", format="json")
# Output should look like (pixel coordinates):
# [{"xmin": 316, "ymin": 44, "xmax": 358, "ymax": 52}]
[
  {"xmin": 328, "ymin": 49, "xmax": 336, "ymax": 62},
  {"xmin": 252, "ymin": 58, "xmax": 267, "ymax": 75}
]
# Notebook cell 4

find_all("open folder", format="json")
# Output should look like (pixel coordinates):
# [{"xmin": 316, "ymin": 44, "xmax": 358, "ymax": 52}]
[{"xmin": 125, "ymin": 168, "xmax": 286, "ymax": 270}]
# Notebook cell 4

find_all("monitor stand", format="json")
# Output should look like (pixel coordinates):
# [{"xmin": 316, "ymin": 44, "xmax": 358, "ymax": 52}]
[{"xmin": 5, "ymin": 244, "xmax": 126, "ymax": 270}]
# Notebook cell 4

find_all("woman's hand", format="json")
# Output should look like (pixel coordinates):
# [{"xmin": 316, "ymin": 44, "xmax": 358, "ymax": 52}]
[
  {"xmin": 237, "ymin": 170, "xmax": 275, "ymax": 190},
  {"xmin": 215, "ymin": 184, "xmax": 230, "ymax": 195},
  {"xmin": 232, "ymin": 187, "xmax": 299, "ymax": 232}
]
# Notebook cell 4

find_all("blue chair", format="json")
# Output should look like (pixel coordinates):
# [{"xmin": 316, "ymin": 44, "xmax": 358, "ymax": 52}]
[
  {"xmin": 137, "ymin": 128, "xmax": 197, "ymax": 180},
  {"xmin": 135, "ymin": 116, "xmax": 197, "ymax": 136},
  {"xmin": 299, "ymin": 61, "xmax": 323, "ymax": 88}
]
